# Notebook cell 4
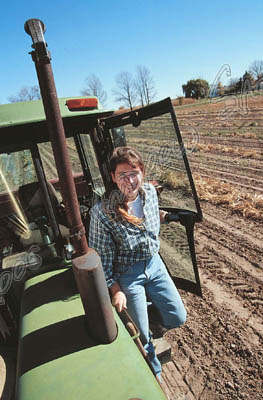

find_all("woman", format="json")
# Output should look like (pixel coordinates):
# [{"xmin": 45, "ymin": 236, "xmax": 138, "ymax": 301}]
[{"xmin": 89, "ymin": 146, "xmax": 186, "ymax": 379}]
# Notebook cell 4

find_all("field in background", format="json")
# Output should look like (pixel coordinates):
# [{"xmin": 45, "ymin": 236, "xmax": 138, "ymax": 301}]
[{"xmin": 162, "ymin": 95, "xmax": 262, "ymax": 400}]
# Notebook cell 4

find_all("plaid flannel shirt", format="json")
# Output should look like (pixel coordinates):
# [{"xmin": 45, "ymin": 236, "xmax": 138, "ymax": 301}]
[{"xmin": 89, "ymin": 183, "xmax": 160, "ymax": 287}]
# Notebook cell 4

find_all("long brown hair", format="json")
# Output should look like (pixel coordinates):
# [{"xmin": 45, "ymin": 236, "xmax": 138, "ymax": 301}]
[{"xmin": 109, "ymin": 146, "xmax": 145, "ymax": 225}]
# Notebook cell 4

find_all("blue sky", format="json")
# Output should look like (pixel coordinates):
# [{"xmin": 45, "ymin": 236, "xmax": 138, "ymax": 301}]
[{"xmin": 1, "ymin": 0, "xmax": 263, "ymax": 109}]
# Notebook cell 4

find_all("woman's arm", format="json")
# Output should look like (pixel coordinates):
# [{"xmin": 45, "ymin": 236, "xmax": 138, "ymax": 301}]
[
  {"xmin": 89, "ymin": 206, "xmax": 127, "ymax": 312},
  {"xmin": 89, "ymin": 206, "xmax": 116, "ymax": 286}
]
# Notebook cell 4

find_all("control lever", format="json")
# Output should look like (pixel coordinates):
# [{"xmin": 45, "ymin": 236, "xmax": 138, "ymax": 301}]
[
  {"xmin": 164, "ymin": 211, "xmax": 193, "ymax": 227},
  {"xmin": 35, "ymin": 216, "xmax": 51, "ymax": 245},
  {"xmin": 164, "ymin": 213, "xmax": 180, "ymax": 223}
]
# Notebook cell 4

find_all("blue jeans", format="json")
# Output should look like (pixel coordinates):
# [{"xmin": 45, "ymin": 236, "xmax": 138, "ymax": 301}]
[{"xmin": 118, "ymin": 253, "xmax": 186, "ymax": 378}]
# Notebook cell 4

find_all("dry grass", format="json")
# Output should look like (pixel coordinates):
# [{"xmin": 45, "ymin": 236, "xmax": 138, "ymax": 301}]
[
  {"xmin": 160, "ymin": 170, "xmax": 192, "ymax": 193},
  {"xmin": 195, "ymin": 143, "xmax": 262, "ymax": 160},
  {"xmin": 172, "ymin": 98, "xmax": 196, "ymax": 107},
  {"xmin": 129, "ymin": 137, "xmax": 160, "ymax": 146},
  {"xmin": 241, "ymin": 132, "xmax": 259, "ymax": 139},
  {"xmin": 194, "ymin": 174, "xmax": 263, "ymax": 220}
]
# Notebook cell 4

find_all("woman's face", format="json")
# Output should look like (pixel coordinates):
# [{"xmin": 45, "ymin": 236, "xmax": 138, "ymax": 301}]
[{"xmin": 111, "ymin": 162, "xmax": 144, "ymax": 201}]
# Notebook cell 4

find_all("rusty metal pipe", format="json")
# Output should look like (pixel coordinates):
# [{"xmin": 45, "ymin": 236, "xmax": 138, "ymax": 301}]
[
  {"xmin": 72, "ymin": 249, "xmax": 117, "ymax": 343},
  {"xmin": 24, "ymin": 19, "xmax": 88, "ymax": 256},
  {"xmin": 24, "ymin": 19, "xmax": 117, "ymax": 344}
]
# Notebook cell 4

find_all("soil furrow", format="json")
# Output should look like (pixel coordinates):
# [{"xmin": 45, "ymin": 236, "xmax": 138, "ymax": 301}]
[
  {"xmin": 197, "ymin": 232, "xmax": 262, "ymax": 291},
  {"xmin": 194, "ymin": 170, "xmax": 263, "ymax": 193},
  {"xmin": 38, "ymin": 145, "xmax": 58, "ymax": 181},
  {"xmin": 188, "ymin": 158, "xmax": 263, "ymax": 179},
  {"xmin": 164, "ymin": 283, "xmax": 263, "ymax": 400},
  {"xmin": 201, "ymin": 210, "xmax": 263, "ymax": 251},
  {"xmin": 187, "ymin": 136, "xmax": 263, "ymax": 149},
  {"xmin": 189, "ymin": 152, "xmax": 263, "ymax": 168},
  {"xmin": 200, "ymin": 202, "xmax": 263, "ymax": 241},
  {"xmin": 191, "ymin": 164, "xmax": 263, "ymax": 188},
  {"xmin": 197, "ymin": 223, "xmax": 263, "ymax": 275}
]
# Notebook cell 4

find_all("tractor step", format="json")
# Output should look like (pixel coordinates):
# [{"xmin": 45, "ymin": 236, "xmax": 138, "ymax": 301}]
[{"xmin": 154, "ymin": 337, "xmax": 171, "ymax": 364}]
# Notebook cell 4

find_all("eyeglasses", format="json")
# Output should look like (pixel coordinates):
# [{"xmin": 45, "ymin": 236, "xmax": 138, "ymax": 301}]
[{"xmin": 116, "ymin": 171, "xmax": 141, "ymax": 182}]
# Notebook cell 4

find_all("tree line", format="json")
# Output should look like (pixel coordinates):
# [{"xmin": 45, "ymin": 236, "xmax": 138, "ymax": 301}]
[
  {"xmin": 222, "ymin": 60, "xmax": 263, "ymax": 95},
  {"xmin": 8, "ymin": 65, "xmax": 156, "ymax": 110},
  {"xmin": 182, "ymin": 60, "xmax": 263, "ymax": 100},
  {"xmin": 7, "ymin": 60, "xmax": 263, "ymax": 108},
  {"xmin": 81, "ymin": 65, "xmax": 156, "ymax": 109}
]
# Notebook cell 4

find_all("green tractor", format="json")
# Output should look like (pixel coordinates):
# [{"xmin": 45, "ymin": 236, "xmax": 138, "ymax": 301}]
[{"xmin": 0, "ymin": 19, "xmax": 202, "ymax": 400}]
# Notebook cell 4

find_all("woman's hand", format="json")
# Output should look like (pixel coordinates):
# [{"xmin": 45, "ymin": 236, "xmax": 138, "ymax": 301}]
[
  {"xmin": 110, "ymin": 282, "xmax": 127, "ymax": 312},
  {"xmin": 160, "ymin": 210, "xmax": 168, "ymax": 223},
  {"xmin": 112, "ymin": 291, "xmax": 127, "ymax": 312}
]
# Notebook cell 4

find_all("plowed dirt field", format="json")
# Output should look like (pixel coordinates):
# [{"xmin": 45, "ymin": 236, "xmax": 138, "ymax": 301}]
[{"xmin": 159, "ymin": 95, "xmax": 263, "ymax": 399}]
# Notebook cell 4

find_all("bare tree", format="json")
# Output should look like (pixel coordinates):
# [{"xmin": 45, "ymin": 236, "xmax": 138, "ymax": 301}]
[
  {"xmin": 249, "ymin": 60, "xmax": 263, "ymax": 80},
  {"xmin": 81, "ymin": 74, "xmax": 107, "ymax": 106},
  {"xmin": 8, "ymin": 85, "xmax": 41, "ymax": 102},
  {"xmin": 134, "ymin": 73, "xmax": 145, "ymax": 106},
  {"xmin": 224, "ymin": 78, "xmax": 240, "ymax": 94},
  {"xmin": 113, "ymin": 72, "xmax": 136, "ymax": 110},
  {"xmin": 134, "ymin": 65, "xmax": 156, "ymax": 106}
]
